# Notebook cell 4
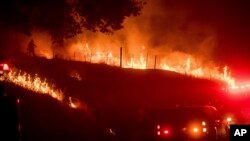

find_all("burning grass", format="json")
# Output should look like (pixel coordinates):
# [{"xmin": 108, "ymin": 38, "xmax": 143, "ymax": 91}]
[
  {"xmin": 6, "ymin": 68, "xmax": 83, "ymax": 109},
  {"xmin": 7, "ymin": 68, "xmax": 64, "ymax": 101},
  {"xmin": 29, "ymin": 40, "xmax": 239, "ymax": 89}
]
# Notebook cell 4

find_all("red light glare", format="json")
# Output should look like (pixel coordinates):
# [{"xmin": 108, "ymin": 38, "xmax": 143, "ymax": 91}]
[
  {"xmin": 157, "ymin": 131, "xmax": 161, "ymax": 136},
  {"xmin": 3, "ymin": 64, "xmax": 10, "ymax": 71},
  {"xmin": 16, "ymin": 98, "xmax": 20, "ymax": 104},
  {"xmin": 164, "ymin": 130, "xmax": 169, "ymax": 134}
]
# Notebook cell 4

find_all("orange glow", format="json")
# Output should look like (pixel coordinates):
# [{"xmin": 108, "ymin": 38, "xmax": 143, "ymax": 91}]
[
  {"xmin": 32, "ymin": 38, "xmax": 250, "ymax": 93},
  {"xmin": 69, "ymin": 96, "xmax": 79, "ymax": 109},
  {"xmin": 227, "ymin": 117, "xmax": 232, "ymax": 122},
  {"xmin": 188, "ymin": 122, "xmax": 205, "ymax": 137},
  {"xmin": 70, "ymin": 102, "xmax": 77, "ymax": 108},
  {"xmin": 202, "ymin": 121, "xmax": 206, "ymax": 126},
  {"xmin": 193, "ymin": 128, "xmax": 199, "ymax": 133},
  {"xmin": 202, "ymin": 128, "xmax": 207, "ymax": 133},
  {"xmin": 124, "ymin": 54, "xmax": 147, "ymax": 69}
]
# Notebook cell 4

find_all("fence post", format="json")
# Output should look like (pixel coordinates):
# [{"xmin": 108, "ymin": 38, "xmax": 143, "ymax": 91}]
[
  {"xmin": 154, "ymin": 55, "xmax": 157, "ymax": 69},
  {"xmin": 120, "ymin": 47, "xmax": 123, "ymax": 68}
]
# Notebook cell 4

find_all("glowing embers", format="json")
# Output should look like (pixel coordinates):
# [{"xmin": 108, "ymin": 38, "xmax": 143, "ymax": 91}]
[
  {"xmin": 68, "ymin": 96, "xmax": 80, "ymax": 109},
  {"xmin": 70, "ymin": 72, "xmax": 82, "ymax": 81}
]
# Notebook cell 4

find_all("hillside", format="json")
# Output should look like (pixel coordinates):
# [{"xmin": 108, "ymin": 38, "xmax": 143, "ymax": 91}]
[
  {"xmin": 3, "ymin": 55, "xmax": 250, "ymax": 140},
  {"xmin": 12, "ymin": 56, "xmax": 224, "ymax": 104},
  {"xmin": 9, "ymin": 55, "xmax": 228, "ymax": 116}
]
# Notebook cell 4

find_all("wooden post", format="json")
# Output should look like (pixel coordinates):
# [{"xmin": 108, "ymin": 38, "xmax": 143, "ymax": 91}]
[
  {"xmin": 120, "ymin": 47, "xmax": 123, "ymax": 68},
  {"xmin": 90, "ymin": 53, "xmax": 92, "ymax": 63},
  {"xmin": 154, "ymin": 55, "xmax": 157, "ymax": 69}
]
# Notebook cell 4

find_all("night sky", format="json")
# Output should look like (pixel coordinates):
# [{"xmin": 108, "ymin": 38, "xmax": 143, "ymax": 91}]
[
  {"xmin": 180, "ymin": 0, "xmax": 250, "ymax": 77},
  {"xmin": 147, "ymin": 0, "xmax": 250, "ymax": 78}
]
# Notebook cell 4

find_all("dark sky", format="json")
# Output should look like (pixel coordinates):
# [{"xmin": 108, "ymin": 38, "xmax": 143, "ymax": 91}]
[
  {"xmin": 214, "ymin": 1, "xmax": 250, "ymax": 76},
  {"xmin": 157, "ymin": 0, "xmax": 250, "ymax": 78},
  {"xmin": 210, "ymin": 1, "xmax": 250, "ymax": 78}
]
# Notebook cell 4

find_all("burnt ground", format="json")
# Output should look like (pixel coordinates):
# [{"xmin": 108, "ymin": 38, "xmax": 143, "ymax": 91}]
[{"xmin": 1, "ymin": 54, "xmax": 250, "ymax": 141}]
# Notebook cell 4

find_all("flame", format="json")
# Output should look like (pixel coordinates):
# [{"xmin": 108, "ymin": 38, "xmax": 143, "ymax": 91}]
[
  {"xmin": 45, "ymin": 43, "xmax": 238, "ymax": 85},
  {"xmin": 70, "ymin": 72, "xmax": 82, "ymax": 81},
  {"xmin": 5, "ymin": 69, "xmax": 87, "ymax": 109},
  {"xmin": 7, "ymin": 69, "xmax": 64, "ymax": 102},
  {"xmin": 33, "ymin": 41, "xmax": 250, "ymax": 93},
  {"xmin": 69, "ymin": 96, "xmax": 79, "ymax": 109},
  {"xmin": 124, "ymin": 54, "xmax": 147, "ymax": 69}
]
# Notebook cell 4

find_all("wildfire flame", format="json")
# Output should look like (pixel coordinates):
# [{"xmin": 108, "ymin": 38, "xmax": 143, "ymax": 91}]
[
  {"xmin": 65, "ymin": 43, "xmax": 239, "ymax": 88},
  {"xmin": 24, "ymin": 38, "xmax": 250, "ymax": 93},
  {"xmin": 70, "ymin": 43, "xmax": 250, "ymax": 93},
  {"xmin": 6, "ymin": 69, "xmax": 80, "ymax": 108}
]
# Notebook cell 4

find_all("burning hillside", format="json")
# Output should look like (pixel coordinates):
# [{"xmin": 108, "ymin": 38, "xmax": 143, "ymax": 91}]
[
  {"xmin": 11, "ymin": 0, "xmax": 249, "ymax": 93},
  {"xmin": 2, "ymin": 0, "xmax": 249, "ymax": 93},
  {"xmin": 23, "ymin": 33, "xmax": 239, "ymax": 91}
]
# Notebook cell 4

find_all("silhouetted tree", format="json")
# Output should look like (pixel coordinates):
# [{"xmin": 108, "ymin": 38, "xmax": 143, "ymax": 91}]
[{"xmin": 0, "ymin": 0, "xmax": 145, "ymax": 45}]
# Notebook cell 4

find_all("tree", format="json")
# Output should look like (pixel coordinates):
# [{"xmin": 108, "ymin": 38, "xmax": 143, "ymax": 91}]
[{"xmin": 0, "ymin": 0, "xmax": 145, "ymax": 45}]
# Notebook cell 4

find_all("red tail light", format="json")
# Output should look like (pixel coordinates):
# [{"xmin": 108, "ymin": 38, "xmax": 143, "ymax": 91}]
[
  {"xmin": 157, "ymin": 125, "xmax": 171, "ymax": 136},
  {"xmin": 163, "ymin": 130, "xmax": 169, "ymax": 134},
  {"xmin": 3, "ymin": 63, "xmax": 10, "ymax": 71},
  {"xmin": 157, "ymin": 131, "xmax": 161, "ymax": 136}
]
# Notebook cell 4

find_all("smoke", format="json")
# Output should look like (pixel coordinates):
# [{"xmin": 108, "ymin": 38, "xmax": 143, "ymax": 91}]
[
  {"xmin": 118, "ymin": 0, "xmax": 218, "ymax": 59},
  {"xmin": 2, "ymin": 0, "xmax": 240, "ymax": 87},
  {"xmin": 64, "ymin": 0, "xmax": 218, "ymax": 61},
  {"xmin": 1, "ymin": 0, "xmax": 218, "ymax": 67}
]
